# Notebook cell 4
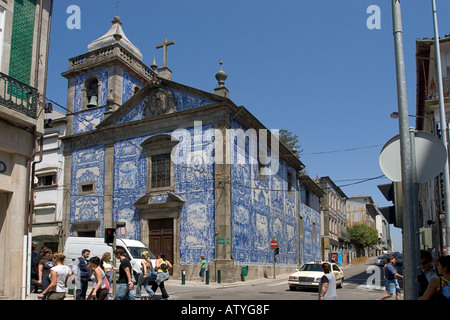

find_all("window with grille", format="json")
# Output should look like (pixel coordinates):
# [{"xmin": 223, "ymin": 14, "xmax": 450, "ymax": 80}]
[
  {"xmin": 151, "ymin": 154, "xmax": 171, "ymax": 189},
  {"xmin": 79, "ymin": 182, "xmax": 95, "ymax": 195}
]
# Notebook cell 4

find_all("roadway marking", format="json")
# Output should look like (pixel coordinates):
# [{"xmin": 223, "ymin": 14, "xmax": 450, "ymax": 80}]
[{"xmin": 266, "ymin": 281, "xmax": 288, "ymax": 287}]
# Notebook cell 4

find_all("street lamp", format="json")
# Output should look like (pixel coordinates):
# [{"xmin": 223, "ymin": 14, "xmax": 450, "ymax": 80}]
[{"xmin": 390, "ymin": 112, "xmax": 435, "ymax": 132}]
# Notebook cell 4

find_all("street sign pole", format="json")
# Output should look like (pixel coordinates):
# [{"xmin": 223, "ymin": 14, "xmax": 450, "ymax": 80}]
[
  {"xmin": 273, "ymin": 248, "xmax": 276, "ymax": 279},
  {"xmin": 391, "ymin": 0, "xmax": 420, "ymax": 300},
  {"xmin": 270, "ymin": 238, "xmax": 278, "ymax": 279},
  {"xmin": 112, "ymin": 224, "xmax": 117, "ymax": 295}
]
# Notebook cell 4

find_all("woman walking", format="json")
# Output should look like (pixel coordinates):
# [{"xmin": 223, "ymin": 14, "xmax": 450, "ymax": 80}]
[
  {"xmin": 135, "ymin": 251, "xmax": 155, "ymax": 299},
  {"xmin": 38, "ymin": 252, "xmax": 71, "ymax": 300},
  {"xmin": 37, "ymin": 248, "xmax": 53, "ymax": 300},
  {"xmin": 87, "ymin": 256, "xmax": 109, "ymax": 300},
  {"xmin": 151, "ymin": 252, "xmax": 172, "ymax": 300}
]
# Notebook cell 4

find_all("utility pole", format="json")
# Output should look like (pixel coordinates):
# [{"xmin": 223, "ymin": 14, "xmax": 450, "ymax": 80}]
[
  {"xmin": 391, "ymin": 0, "xmax": 420, "ymax": 299},
  {"xmin": 431, "ymin": 0, "xmax": 450, "ymax": 256}
]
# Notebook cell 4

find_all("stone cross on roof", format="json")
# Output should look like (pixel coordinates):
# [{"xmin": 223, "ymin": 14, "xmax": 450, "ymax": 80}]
[{"xmin": 156, "ymin": 38, "xmax": 175, "ymax": 68}]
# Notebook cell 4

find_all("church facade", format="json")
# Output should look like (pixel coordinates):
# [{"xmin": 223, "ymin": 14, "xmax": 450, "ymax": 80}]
[{"xmin": 60, "ymin": 17, "xmax": 322, "ymax": 281}]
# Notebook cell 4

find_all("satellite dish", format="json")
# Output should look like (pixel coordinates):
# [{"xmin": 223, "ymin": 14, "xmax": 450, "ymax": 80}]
[{"xmin": 379, "ymin": 131, "xmax": 447, "ymax": 184}]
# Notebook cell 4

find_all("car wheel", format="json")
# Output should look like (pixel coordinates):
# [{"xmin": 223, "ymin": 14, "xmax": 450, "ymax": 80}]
[
  {"xmin": 289, "ymin": 286, "xmax": 297, "ymax": 291},
  {"xmin": 337, "ymin": 278, "xmax": 343, "ymax": 288}
]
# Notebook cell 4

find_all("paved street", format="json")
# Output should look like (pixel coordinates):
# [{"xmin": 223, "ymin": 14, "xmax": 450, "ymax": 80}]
[
  {"xmin": 160, "ymin": 257, "xmax": 398, "ymax": 300},
  {"xmin": 27, "ymin": 257, "xmax": 405, "ymax": 301}
]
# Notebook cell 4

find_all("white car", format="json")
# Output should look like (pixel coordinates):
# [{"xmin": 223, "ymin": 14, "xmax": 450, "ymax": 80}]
[
  {"xmin": 288, "ymin": 261, "xmax": 344, "ymax": 291},
  {"xmin": 376, "ymin": 255, "xmax": 388, "ymax": 266}
]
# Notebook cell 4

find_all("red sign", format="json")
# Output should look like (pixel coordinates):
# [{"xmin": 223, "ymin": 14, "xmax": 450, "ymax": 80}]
[{"xmin": 270, "ymin": 240, "xmax": 278, "ymax": 249}]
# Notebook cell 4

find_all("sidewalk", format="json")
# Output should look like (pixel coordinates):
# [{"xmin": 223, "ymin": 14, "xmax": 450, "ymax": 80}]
[{"xmin": 26, "ymin": 273, "xmax": 293, "ymax": 300}]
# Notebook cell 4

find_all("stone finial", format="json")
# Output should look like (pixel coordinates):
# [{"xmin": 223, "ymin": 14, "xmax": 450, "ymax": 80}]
[
  {"xmin": 214, "ymin": 60, "xmax": 229, "ymax": 98},
  {"xmin": 215, "ymin": 60, "xmax": 227, "ymax": 87},
  {"xmin": 151, "ymin": 56, "xmax": 158, "ymax": 71}
]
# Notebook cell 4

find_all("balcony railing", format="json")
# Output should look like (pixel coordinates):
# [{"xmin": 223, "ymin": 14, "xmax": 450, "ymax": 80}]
[{"xmin": 0, "ymin": 72, "xmax": 38, "ymax": 119}]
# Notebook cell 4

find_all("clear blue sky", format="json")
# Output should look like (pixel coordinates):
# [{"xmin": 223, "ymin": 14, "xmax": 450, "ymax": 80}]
[{"xmin": 46, "ymin": 0, "xmax": 450, "ymax": 252}]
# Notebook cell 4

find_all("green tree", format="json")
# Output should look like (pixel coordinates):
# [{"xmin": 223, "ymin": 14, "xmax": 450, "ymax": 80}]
[
  {"xmin": 347, "ymin": 223, "xmax": 378, "ymax": 257},
  {"xmin": 279, "ymin": 129, "xmax": 302, "ymax": 158}
]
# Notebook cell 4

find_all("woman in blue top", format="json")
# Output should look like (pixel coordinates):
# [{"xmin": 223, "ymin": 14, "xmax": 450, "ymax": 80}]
[{"xmin": 378, "ymin": 255, "xmax": 403, "ymax": 300}]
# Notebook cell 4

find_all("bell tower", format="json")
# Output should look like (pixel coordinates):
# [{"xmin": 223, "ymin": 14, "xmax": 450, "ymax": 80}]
[{"xmin": 62, "ymin": 16, "xmax": 156, "ymax": 135}]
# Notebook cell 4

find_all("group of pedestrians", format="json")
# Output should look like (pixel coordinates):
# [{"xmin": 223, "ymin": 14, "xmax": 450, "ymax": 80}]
[
  {"xmin": 419, "ymin": 252, "xmax": 450, "ymax": 300},
  {"xmin": 316, "ymin": 251, "xmax": 450, "ymax": 300},
  {"xmin": 32, "ymin": 245, "xmax": 173, "ymax": 300},
  {"xmin": 376, "ymin": 251, "xmax": 450, "ymax": 300}
]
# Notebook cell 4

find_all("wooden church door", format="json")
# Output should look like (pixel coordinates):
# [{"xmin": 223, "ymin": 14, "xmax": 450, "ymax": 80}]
[{"xmin": 148, "ymin": 218, "xmax": 173, "ymax": 274}]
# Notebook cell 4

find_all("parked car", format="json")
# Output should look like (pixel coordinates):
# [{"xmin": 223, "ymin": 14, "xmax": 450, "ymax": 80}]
[
  {"xmin": 376, "ymin": 255, "xmax": 388, "ymax": 266},
  {"xmin": 288, "ymin": 261, "xmax": 344, "ymax": 291}
]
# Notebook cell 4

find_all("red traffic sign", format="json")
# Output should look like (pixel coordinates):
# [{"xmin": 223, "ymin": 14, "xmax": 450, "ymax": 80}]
[{"xmin": 270, "ymin": 240, "xmax": 278, "ymax": 249}]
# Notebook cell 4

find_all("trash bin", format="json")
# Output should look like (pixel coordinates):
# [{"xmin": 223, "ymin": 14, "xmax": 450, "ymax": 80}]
[{"xmin": 242, "ymin": 265, "xmax": 248, "ymax": 277}]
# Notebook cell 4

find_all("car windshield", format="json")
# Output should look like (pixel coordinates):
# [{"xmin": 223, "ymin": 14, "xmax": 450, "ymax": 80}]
[
  {"xmin": 300, "ymin": 264, "xmax": 323, "ymax": 272},
  {"xmin": 127, "ymin": 247, "xmax": 156, "ymax": 259}
]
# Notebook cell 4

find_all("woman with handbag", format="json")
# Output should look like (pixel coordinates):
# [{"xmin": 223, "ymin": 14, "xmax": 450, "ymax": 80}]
[
  {"xmin": 151, "ymin": 252, "xmax": 172, "ymax": 300},
  {"xmin": 135, "ymin": 251, "xmax": 155, "ymax": 299},
  {"xmin": 87, "ymin": 257, "xmax": 109, "ymax": 300}
]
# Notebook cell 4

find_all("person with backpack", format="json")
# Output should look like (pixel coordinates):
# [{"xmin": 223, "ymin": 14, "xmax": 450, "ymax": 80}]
[
  {"xmin": 31, "ymin": 245, "xmax": 43, "ymax": 293},
  {"xmin": 151, "ymin": 252, "xmax": 172, "ymax": 300}
]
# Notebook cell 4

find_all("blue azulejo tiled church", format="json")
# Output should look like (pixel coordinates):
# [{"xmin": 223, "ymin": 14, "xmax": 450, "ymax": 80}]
[{"xmin": 60, "ymin": 17, "xmax": 323, "ymax": 281}]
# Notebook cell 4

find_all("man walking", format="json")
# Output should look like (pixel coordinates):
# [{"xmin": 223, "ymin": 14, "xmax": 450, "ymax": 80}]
[
  {"xmin": 378, "ymin": 254, "xmax": 403, "ymax": 300},
  {"xmin": 113, "ymin": 248, "xmax": 135, "ymax": 300}
]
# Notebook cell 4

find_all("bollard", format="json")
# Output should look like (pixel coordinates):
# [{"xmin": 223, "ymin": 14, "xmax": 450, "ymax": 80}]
[
  {"xmin": 205, "ymin": 270, "xmax": 209, "ymax": 285},
  {"xmin": 182, "ymin": 270, "xmax": 185, "ymax": 285},
  {"xmin": 217, "ymin": 270, "xmax": 221, "ymax": 284}
]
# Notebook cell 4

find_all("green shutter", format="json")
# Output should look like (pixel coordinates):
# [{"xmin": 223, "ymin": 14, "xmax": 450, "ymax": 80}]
[{"xmin": 9, "ymin": 0, "xmax": 36, "ymax": 86}]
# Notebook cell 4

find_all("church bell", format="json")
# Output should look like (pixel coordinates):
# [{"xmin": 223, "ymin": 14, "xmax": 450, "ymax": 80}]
[{"xmin": 87, "ymin": 95, "xmax": 98, "ymax": 107}]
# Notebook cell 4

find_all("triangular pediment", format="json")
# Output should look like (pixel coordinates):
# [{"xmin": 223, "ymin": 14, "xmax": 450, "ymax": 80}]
[{"xmin": 97, "ymin": 79, "xmax": 224, "ymax": 129}]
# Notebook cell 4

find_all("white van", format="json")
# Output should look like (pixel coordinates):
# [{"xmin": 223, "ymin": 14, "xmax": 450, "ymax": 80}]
[{"xmin": 63, "ymin": 237, "xmax": 156, "ymax": 276}]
